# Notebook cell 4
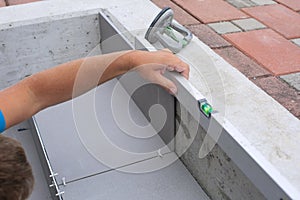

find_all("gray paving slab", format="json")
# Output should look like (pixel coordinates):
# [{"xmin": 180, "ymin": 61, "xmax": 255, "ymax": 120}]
[
  {"xmin": 291, "ymin": 38, "xmax": 300, "ymax": 47},
  {"xmin": 232, "ymin": 18, "xmax": 266, "ymax": 31},
  {"xmin": 208, "ymin": 22, "xmax": 242, "ymax": 34},
  {"xmin": 34, "ymin": 78, "xmax": 170, "ymax": 184},
  {"xmin": 60, "ymin": 153, "xmax": 210, "ymax": 200},
  {"xmin": 226, "ymin": 0, "xmax": 257, "ymax": 8},
  {"xmin": 250, "ymin": 0, "xmax": 277, "ymax": 5},
  {"xmin": 280, "ymin": 72, "xmax": 300, "ymax": 91}
]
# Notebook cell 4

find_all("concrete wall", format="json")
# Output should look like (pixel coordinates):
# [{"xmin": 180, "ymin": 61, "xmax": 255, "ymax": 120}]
[
  {"xmin": 175, "ymin": 102, "xmax": 266, "ymax": 200},
  {"xmin": 0, "ymin": 14, "xmax": 100, "ymax": 89}
]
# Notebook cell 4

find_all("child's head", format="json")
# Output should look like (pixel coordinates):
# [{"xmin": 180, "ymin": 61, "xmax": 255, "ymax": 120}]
[{"xmin": 0, "ymin": 135, "xmax": 34, "ymax": 200}]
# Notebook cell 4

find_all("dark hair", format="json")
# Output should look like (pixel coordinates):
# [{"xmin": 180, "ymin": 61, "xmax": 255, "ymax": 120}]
[{"xmin": 0, "ymin": 135, "xmax": 34, "ymax": 200}]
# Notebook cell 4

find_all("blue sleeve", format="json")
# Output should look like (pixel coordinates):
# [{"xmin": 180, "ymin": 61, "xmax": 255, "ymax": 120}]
[{"xmin": 0, "ymin": 110, "xmax": 6, "ymax": 133}]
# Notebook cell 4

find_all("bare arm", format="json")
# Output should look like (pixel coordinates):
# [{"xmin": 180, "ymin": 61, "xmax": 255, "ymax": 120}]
[{"xmin": 0, "ymin": 49, "xmax": 189, "ymax": 130}]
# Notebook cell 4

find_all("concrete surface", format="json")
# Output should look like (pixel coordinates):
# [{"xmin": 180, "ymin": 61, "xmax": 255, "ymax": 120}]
[
  {"xmin": 250, "ymin": 0, "xmax": 277, "ymax": 5},
  {"xmin": 226, "ymin": 0, "xmax": 257, "ymax": 8},
  {"xmin": 208, "ymin": 22, "xmax": 242, "ymax": 34},
  {"xmin": 280, "ymin": 72, "xmax": 300, "ymax": 91},
  {"xmin": 292, "ymin": 38, "xmax": 300, "ymax": 47},
  {"xmin": 232, "ymin": 18, "xmax": 266, "ymax": 31}
]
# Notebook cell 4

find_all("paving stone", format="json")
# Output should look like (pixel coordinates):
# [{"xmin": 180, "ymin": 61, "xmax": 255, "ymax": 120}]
[
  {"xmin": 252, "ymin": 76, "xmax": 300, "ymax": 118},
  {"xmin": 291, "ymin": 38, "xmax": 300, "ymax": 47},
  {"xmin": 243, "ymin": 4, "xmax": 300, "ymax": 39},
  {"xmin": 224, "ymin": 29, "xmax": 300, "ymax": 75},
  {"xmin": 250, "ymin": 0, "xmax": 277, "ymax": 5},
  {"xmin": 7, "ymin": 0, "xmax": 41, "ymax": 6},
  {"xmin": 232, "ymin": 18, "xmax": 266, "ymax": 31},
  {"xmin": 0, "ymin": 0, "xmax": 6, "ymax": 7},
  {"xmin": 186, "ymin": 24, "xmax": 232, "ymax": 48},
  {"xmin": 275, "ymin": 0, "xmax": 300, "ymax": 11},
  {"xmin": 208, "ymin": 22, "xmax": 242, "ymax": 34},
  {"xmin": 151, "ymin": 0, "xmax": 200, "ymax": 25},
  {"xmin": 226, "ymin": 0, "xmax": 257, "ymax": 8},
  {"xmin": 214, "ymin": 46, "xmax": 270, "ymax": 78},
  {"xmin": 173, "ymin": 0, "xmax": 248, "ymax": 23},
  {"xmin": 280, "ymin": 72, "xmax": 300, "ymax": 91}
]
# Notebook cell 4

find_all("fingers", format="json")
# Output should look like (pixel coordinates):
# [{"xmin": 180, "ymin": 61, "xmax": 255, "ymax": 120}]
[
  {"xmin": 152, "ymin": 71, "xmax": 178, "ymax": 95},
  {"xmin": 167, "ymin": 63, "xmax": 190, "ymax": 79}
]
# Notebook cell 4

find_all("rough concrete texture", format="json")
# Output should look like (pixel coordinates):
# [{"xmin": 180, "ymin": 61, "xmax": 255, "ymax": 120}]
[
  {"xmin": 252, "ymin": 76, "xmax": 300, "ymax": 118},
  {"xmin": 281, "ymin": 72, "xmax": 300, "ymax": 91},
  {"xmin": 186, "ymin": 24, "xmax": 232, "ymax": 49},
  {"xmin": 214, "ymin": 46, "xmax": 270, "ymax": 78},
  {"xmin": 151, "ymin": 0, "xmax": 199, "ymax": 25},
  {"xmin": 250, "ymin": 0, "xmax": 277, "ymax": 5},
  {"xmin": 232, "ymin": 18, "xmax": 266, "ymax": 31},
  {"xmin": 0, "ymin": 14, "xmax": 100, "ymax": 89},
  {"xmin": 226, "ymin": 0, "xmax": 257, "ymax": 8},
  {"xmin": 208, "ymin": 22, "xmax": 242, "ymax": 34},
  {"xmin": 175, "ymin": 102, "xmax": 266, "ymax": 200},
  {"xmin": 291, "ymin": 38, "xmax": 300, "ymax": 47}
]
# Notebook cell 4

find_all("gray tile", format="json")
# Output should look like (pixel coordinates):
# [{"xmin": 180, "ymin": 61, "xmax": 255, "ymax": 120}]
[
  {"xmin": 60, "ymin": 153, "xmax": 210, "ymax": 200},
  {"xmin": 232, "ymin": 18, "xmax": 266, "ymax": 31},
  {"xmin": 291, "ymin": 38, "xmax": 300, "ymax": 47},
  {"xmin": 208, "ymin": 22, "xmax": 242, "ymax": 34},
  {"xmin": 34, "ymin": 78, "xmax": 170, "ymax": 184},
  {"xmin": 250, "ymin": 0, "xmax": 277, "ymax": 5},
  {"xmin": 226, "ymin": 0, "xmax": 257, "ymax": 8},
  {"xmin": 280, "ymin": 72, "xmax": 300, "ymax": 91}
]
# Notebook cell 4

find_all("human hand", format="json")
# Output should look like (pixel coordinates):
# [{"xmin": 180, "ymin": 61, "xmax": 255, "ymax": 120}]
[{"xmin": 129, "ymin": 49, "xmax": 189, "ymax": 94}]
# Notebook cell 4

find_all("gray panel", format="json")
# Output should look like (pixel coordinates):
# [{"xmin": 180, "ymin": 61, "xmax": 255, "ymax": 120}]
[
  {"xmin": 99, "ymin": 12, "xmax": 134, "ymax": 53},
  {"xmin": 99, "ymin": 11, "xmax": 175, "ymax": 149},
  {"xmin": 34, "ymin": 79, "xmax": 170, "ymax": 184},
  {"xmin": 60, "ymin": 153, "xmax": 210, "ymax": 200},
  {"xmin": 117, "ymin": 71, "xmax": 175, "ymax": 150}
]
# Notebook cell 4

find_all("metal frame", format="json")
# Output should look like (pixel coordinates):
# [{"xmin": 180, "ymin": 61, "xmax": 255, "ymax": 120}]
[{"xmin": 29, "ymin": 118, "xmax": 64, "ymax": 200}]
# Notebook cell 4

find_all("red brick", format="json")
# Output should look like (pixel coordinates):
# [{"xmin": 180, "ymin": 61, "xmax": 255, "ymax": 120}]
[
  {"xmin": 0, "ymin": 0, "xmax": 6, "ymax": 7},
  {"xmin": 276, "ymin": 0, "xmax": 300, "ymax": 11},
  {"xmin": 224, "ymin": 29, "xmax": 300, "ymax": 75},
  {"xmin": 243, "ymin": 4, "xmax": 300, "ymax": 39},
  {"xmin": 173, "ymin": 0, "xmax": 248, "ymax": 23},
  {"xmin": 252, "ymin": 76, "xmax": 300, "ymax": 118},
  {"xmin": 7, "ymin": 0, "xmax": 41, "ymax": 6},
  {"xmin": 151, "ymin": 0, "xmax": 200, "ymax": 25},
  {"xmin": 214, "ymin": 46, "xmax": 270, "ymax": 78},
  {"xmin": 186, "ymin": 24, "xmax": 231, "ymax": 48}
]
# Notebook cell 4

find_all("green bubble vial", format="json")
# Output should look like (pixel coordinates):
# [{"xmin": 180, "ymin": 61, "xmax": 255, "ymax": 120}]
[{"xmin": 200, "ymin": 102, "xmax": 213, "ymax": 118}]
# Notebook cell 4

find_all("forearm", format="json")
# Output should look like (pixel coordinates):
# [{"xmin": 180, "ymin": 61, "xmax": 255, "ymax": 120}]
[
  {"xmin": 29, "ymin": 50, "xmax": 133, "ymax": 108},
  {"xmin": 0, "ymin": 50, "xmax": 134, "ymax": 129},
  {"xmin": 0, "ymin": 49, "xmax": 189, "ymax": 130}
]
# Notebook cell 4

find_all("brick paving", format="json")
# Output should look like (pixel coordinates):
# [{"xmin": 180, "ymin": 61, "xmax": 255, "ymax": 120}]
[
  {"xmin": 243, "ymin": 4, "xmax": 300, "ymax": 39},
  {"xmin": 152, "ymin": 0, "xmax": 300, "ymax": 119},
  {"xmin": 0, "ymin": 0, "xmax": 6, "ymax": 7},
  {"xmin": 224, "ymin": 29, "xmax": 300, "ymax": 75},
  {"xmin": 172, "ymin": 0, "xmax": 248, "ymax": 23},
  {"xmin": 275, "ymin": 0, "xmax": 300, "ymax": 11}
]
